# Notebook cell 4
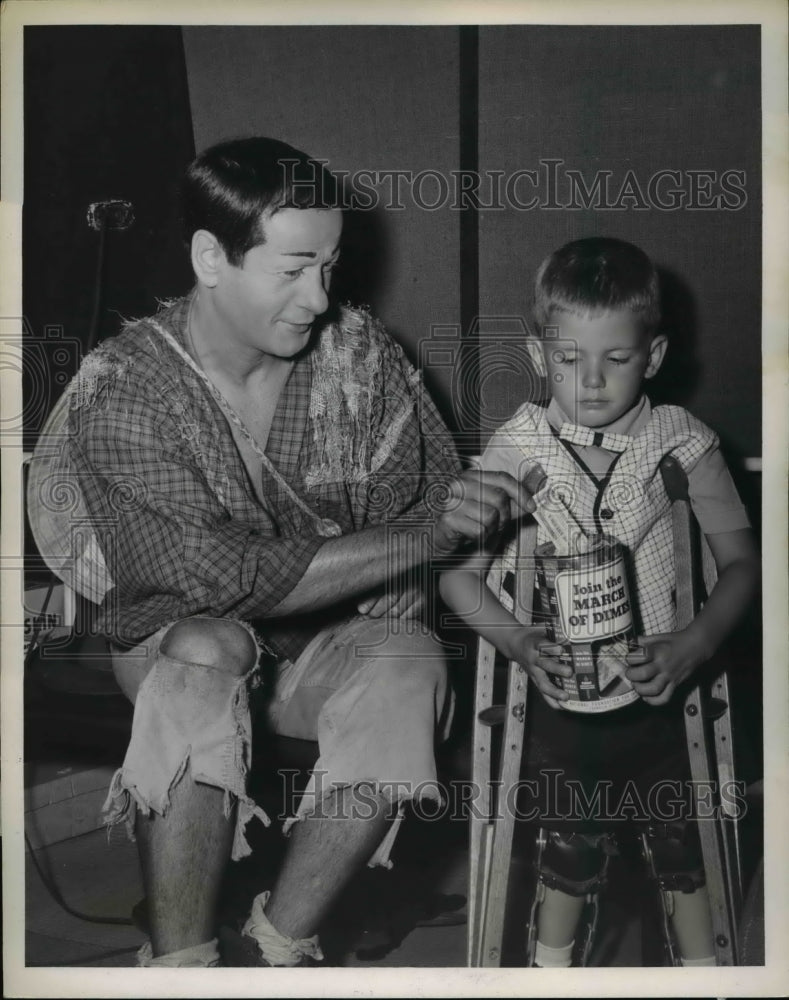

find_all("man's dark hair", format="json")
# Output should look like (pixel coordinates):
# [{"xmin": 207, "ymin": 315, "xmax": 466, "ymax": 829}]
[
  {"xmin": 534, "ymin": 236, "xmax": 661, "ymax": 335},
  {"xmin": 181, "ymin": 137, "xmax": 340, "ymax": 266}
]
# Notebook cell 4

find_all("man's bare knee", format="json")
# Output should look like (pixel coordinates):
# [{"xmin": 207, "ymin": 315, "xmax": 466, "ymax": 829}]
[{"xmin": 160, "ymin": 618, "xmax": 258, "ymax": 677}]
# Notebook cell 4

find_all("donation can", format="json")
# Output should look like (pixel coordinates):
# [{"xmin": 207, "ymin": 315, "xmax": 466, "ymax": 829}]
[{"xmin": 534, "ymin": 535, "xmax": 640, "ymax": 712}]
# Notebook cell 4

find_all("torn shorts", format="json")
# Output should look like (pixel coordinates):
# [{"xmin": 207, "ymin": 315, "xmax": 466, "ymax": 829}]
[
  {"xmin": 102, "ymin": 616, "xmax": 268, "ymax": 861},
  {"xmin": 103, "ymin": 614, "xmax": 453, "ymax": 868}
]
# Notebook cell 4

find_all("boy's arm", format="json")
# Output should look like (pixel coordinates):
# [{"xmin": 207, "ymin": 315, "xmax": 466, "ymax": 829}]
[
  {"xmin": 625, "ymin": 527, "xmax": 759, "ymax": 706},
  {"xmin": 439, "ymin": 548, "xmax": 573, "ymax": 709}
]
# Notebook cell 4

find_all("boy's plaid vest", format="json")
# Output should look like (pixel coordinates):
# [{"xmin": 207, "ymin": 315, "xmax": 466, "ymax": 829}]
[{"xmin": 490, "ymin": 402, "xmax": 717, "ymax": 635}]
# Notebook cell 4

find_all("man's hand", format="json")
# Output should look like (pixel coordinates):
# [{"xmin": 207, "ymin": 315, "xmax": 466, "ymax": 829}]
[
  {"xmin": 358, "ymin": 583, "xmax": 424, "ymax": 620},
  {"xmin": 508, "ymin": 628, "xmax": 572, "ymax": 710},
  {"xmin": 625, "ymin": 628, "xmax": 711, "ymax": 706},
  {"xmin": 431, "ymin": 470, "xmax": 535, "ymax": 556},
  {"xmin": 271, "ymin": 471, "xmax": 534, "ymax": 620}
]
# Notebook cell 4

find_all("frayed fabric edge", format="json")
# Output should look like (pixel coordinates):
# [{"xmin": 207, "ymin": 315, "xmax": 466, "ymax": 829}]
[
  {"xmin": 282, "ymin": 771, "xmax": 444, "ymax": 869},
  {"xmin": 100, "ymin": 754, "xmax": 270, "ymax": 861},
  {"xmin": 232, "ymin": 796, "xmax": 271, "ymax": 861}
]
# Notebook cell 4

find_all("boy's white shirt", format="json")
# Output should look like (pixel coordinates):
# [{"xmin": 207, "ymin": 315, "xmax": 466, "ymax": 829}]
[
  {"xmin": 545, "ymin": 393, "xmax": 650, "ymax": 475},
  {"xmin": 481, "ymin": 397, "xmax": 730, "ymax": 634},
  {"xmin": 498, "ymin": 393, "xmax": 747, "ymax": 536}
]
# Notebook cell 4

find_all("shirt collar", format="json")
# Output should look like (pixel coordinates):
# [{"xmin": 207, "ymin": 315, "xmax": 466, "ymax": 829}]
[{"xmin": 546, "ymin": 394, "xmax": 651, "ymax": 440}]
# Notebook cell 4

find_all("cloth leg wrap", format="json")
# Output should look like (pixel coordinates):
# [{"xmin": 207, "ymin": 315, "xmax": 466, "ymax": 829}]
[
  {"xmin": 243, "ymin": 891, "xmax": 324, "ymax": 966},
  {"xmin": 136, "ymin": 938, "xmax": 220, "ymax": 967}
]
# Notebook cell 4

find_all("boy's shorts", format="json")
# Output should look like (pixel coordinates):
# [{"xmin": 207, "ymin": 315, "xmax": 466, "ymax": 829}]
[
  {"xmin": 103, "ymin": 614, "xmax": 452, "ymax": 868},
  {"xmin": 518, "ymin": 693, "xmax": 694, "ymax": 835}
]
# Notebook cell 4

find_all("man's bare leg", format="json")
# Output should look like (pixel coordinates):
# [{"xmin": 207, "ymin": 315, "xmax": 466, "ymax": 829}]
[
  {"xmin": 113, "ymin": 617, "xmax": 259, "ymax": 958},
  {"xmin": 227, "ymin": 621, "xmax": 450, "ymax": 962},
  {"xmin": 264, "ymin": 784, "xmax": 392, "ymax": 938},
  {"xmin": 136, "ymin": 771, "xmax": 235, "ymax": 956},
  {"xmin": 262, "ymin": 628, "xmax": 449, "ymax": 943}
]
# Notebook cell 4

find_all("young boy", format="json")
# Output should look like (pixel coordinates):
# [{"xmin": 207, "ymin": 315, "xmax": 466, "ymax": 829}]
[{"xmin": 440, "ymin": 237, "xmax": 759, "ymax": 967}]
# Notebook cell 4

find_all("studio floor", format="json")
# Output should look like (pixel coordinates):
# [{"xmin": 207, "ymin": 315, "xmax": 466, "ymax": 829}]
[
  {"xmin": 21, "ymin": 642, "xmax": 763, "ymax": 971},
  {"xmin": 24, "ymin": 759, "xmax": 657, "ymax": 970}
]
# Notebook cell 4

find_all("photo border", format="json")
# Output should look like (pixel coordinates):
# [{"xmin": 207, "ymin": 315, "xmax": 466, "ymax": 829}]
[{"xmin": 2, "ymin": 1, "xmax": 786, "ymax": 996}]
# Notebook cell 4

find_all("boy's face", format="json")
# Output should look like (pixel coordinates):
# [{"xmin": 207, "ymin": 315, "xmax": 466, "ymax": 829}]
[{"xmin": 542, "ymin": 308, "xmax": 667, "ymax": 428}]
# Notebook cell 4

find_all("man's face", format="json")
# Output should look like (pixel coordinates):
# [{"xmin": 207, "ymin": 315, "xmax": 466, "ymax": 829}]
[
  {"xmin": 212, "ymin": 207, "xmax": 343, "ymax": 359},
  {"xmin": 542, "ymin": 308, "xmax": 665, "ymax": 428}
]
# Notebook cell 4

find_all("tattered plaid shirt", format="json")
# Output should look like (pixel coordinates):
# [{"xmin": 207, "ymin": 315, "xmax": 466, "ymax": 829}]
[{"xmin": 60, "ymin": 295, "xmax": 460, "ymax": 659}]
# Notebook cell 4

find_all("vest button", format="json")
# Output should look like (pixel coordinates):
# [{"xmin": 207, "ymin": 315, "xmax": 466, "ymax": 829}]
[{"xmin": 600, "ymin": 508, "xmax": 614, "ymax": 520}]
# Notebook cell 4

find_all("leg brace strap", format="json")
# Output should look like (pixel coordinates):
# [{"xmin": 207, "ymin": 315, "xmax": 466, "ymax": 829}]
[
  {"xmin": 537, "ymin": 828, "xmax": 617, "ymax": 896},
  {"xmin": 641, "ymin": 820, "xmax": 706, "ymax": 893}
]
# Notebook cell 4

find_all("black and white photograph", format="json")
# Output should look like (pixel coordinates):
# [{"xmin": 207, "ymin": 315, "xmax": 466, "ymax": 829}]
[{"xmin": 2, "ymin": 1, "xmax": 787, "ymax": 996}]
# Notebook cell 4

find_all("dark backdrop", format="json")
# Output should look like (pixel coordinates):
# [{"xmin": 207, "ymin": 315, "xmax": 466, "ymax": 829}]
[
  {"xmin": 24, "ymin": 24, "xmax": 761, "ymax": 465},
  {"xmin": 22, "ymin": 25, "xmax": 196, "ymax": 450},
  {"xmin": 182, "ymin": 25, "xmax": 463, "ymax": 423},
  {"xmin": 478, "ymin": 25, "xmax": 761, "ymax": 461}
]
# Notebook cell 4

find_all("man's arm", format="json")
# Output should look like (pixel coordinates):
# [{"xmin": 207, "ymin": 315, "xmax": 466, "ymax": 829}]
[
  {"xmin": 75, "ymin": 393, "xmax": 326, "ymax": 635},
  {"xmin": 270, "ymin": 322, "xmax": 535, "ymax": 617},
  {"xmin": 267, "ymin": 470, "xmax": 534, "ymax": 616},
  {"xmin": 77, "ymin": 384, "xmax": 532, "ymax": 631}
]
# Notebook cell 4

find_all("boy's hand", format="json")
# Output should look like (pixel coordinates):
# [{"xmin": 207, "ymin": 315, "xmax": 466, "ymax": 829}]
[
  {"xmin": 625, "ymin": 628, "xmax": 710, "ymax": 706},
  {"xmin": 508, "ymin": 628, "xmax": 572, "ymax": 710}
]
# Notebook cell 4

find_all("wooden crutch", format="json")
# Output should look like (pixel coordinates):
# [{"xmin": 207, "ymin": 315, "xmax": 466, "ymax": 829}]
[
  {"xmin": 467, "ymin": 522, "xmax": 537, "ymax": 967},
  {"xmin": 659, "ymin": 455, "xmax": 743, "ymax": 965}
]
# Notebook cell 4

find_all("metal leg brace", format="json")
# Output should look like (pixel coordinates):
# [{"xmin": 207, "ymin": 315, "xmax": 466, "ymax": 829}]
[{"xmin": 524, "ymin": 828, "xmax": 610, "ymax": 968}]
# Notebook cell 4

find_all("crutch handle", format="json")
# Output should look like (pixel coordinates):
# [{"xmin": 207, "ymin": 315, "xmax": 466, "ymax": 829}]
[
  {"xmin": 659, "ymin": 455, "xmax": 690, "ymax": 503},
  {"xmin": 477, "ymin": 705, "xmax": 506, "ymax": 727}
]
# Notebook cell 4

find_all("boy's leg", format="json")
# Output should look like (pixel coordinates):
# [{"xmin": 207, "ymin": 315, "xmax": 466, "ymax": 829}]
[
  {"xmin": 528, "ymin": 828, "xmax": 613, "ymax": 967},
  {"xmin": 640, "ymin": 820, "xmax": 714, "ymax": 965},
  {"xmin": 533, "ymin": 886, "xmax": 586, "ymax": 966},
  {"xmin": 669, "ymin": 885, "xmax": 715, "ymax": 963},
  {"xmin": 107, "ymin": 617, "xmax": 263, "ymax": 963}
]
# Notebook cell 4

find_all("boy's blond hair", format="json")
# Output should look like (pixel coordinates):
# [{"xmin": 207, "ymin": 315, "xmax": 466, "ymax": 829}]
[{"xmin": 534, "ymin": 236, "xmax": 660, "ymax": 335}]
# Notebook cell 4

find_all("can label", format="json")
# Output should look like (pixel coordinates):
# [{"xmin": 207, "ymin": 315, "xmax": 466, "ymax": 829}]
[
  {"xmin": 535, "ymin": 539, "xmax": 639, "ymax": 713},
  {"xmin": 554, "ymin": 554, "xmax": 633, "ymax": 643}
]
